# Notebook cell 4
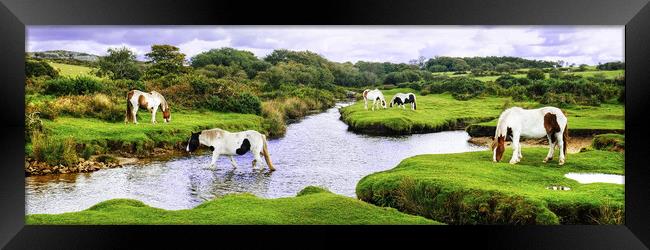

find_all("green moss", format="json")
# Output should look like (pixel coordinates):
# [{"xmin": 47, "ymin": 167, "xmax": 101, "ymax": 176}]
[
  {"xmin": 592, "ymin": 134, "xmax": 625, "ymax": 151},
  {"xmin": 356, "ymin": 148, "xmax": 624, "ymax": 225},
  {"xmin": 26, "ymin": 186, "xmax": 442, "ymax": 225}
]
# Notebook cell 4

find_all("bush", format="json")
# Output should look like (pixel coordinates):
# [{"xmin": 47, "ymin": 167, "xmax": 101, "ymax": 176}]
[
  {"xmin": 539, "ymin": 92, "xmax": 576, "ymax": 107},
  {"xmin": 26, "ymin": 59, "xmax": 59, "ymax": 78},
  {"xmin": 205, "ymin": 93, "xmax": 261, "ymax": 115},
  {"xmin": 527, "ymin": 69, "xmax": 546, "ymax": 80},
  {"xmin": 31, "ymin": 132, "xmax": 78, "ymax": 166},
  {"xmin": 50, "ymin": 94, "xmax": 124, "ymax": 122},
  {"xmin": 505, "ymin": 85, "xmax": 527, "ymax": 101},
  {"xmin": 44, "ymin": 76, "xmax": 104, "ymax": 96},
  {"xmin": 444, "ymin": 77, "xmax": 485, "ymax": 100}
]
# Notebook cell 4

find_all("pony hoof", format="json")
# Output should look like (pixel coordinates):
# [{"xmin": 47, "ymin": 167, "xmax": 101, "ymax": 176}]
[
  {"xmin": 559, "ymin": 160, "xmax": 565, "ymax": 166},
  {"xmin": 509, "ymin": 160, "xmax": 518, "ymax": 165}
]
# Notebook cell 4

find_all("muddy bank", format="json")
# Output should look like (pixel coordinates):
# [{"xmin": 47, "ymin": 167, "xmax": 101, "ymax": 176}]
[
  {"xmin": 468, "ymin": 136, "xmax": 598, "ymax": 154},
  {"xmin": 466, "ymin": 124, "xmax": 625, "ymax": 138}
]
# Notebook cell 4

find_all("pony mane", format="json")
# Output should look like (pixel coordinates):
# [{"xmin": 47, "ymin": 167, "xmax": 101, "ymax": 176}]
[
  {"xmin": 494, "ymin": 108, "xmax": 513, "ymax": 138},
  {"xmin": 152, "ymin": 91, "xmax": 168, "ymax": 111}
]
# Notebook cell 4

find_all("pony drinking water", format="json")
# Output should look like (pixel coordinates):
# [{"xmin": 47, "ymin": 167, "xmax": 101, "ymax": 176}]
[
  {"xmin": 389, "ymin": 93, "xmax": 417, "ymax": 110},
  {"xmin": 491, "ymin": 106, "xmax": 568, "ymax": 165},
  {"xmin": 362, "ymin": 89, "xmax": 387, "ymax": 111},
  {"xmin": 186, "ymin": 128, "xmax": 275, "ymax": 171},
  {"xmin": 125, "ymin": 90, "xmax": 171, "ymax": 124}
]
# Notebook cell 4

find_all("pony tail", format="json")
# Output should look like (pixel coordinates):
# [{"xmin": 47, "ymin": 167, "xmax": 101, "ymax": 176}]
[
  {"xmin": 563, "ymin": 124, "xmax": 569, "ymax": 156},
  {"xmin": 261, "ymin": 135, "xmax": 275, "ymax": 171},
  {"xmin": 413, "ymin": 96, "xmax": 417, "ymax": 110},
  {"xmin": 125, "ymin": 91, "xmax": 134, "ymax": 122}
]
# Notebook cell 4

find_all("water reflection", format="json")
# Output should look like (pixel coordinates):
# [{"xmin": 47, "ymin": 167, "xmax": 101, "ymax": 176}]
[{"xmin": 26, "ymin": 103, "xmax": 486, "ymax": 214}]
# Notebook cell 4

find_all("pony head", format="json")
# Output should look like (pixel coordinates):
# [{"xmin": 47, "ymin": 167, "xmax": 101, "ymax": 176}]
[
  {"xmin": 163, "ymin": 107, "xmax": 171, "ymax": 122},
  {"xmin": 186, "ymin": 131, "xmax": 201, "ymax": 153},
  {"xmin": 491, "ymin": 136, "xmax": 506, "ymax": 162}
]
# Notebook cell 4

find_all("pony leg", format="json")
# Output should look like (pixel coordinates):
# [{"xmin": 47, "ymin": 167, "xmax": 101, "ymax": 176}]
[
  {"xmin": 364, "ymin": 99, "xmax": 368, "ymax": 109},
  {"xmin": 372, "ymin": 99, "xmax": 376, "ymax": 111},
  {"xmin": 132, "ymin": 107, "xmax": 139, "ymax": 124},
  {"xmin": 543, "ymin": 135, "xmax": 555, "ymax": 163},
  {"xmin": 209, "ymin": 151, "xmax": 220, "ymax": 168},
  {"xmin": 556, "ymin": 132, "xmax": 566, "ymax": 165},
  {"xmin": 229, "ymin": 156, "xmax": 239, "ymax": 168},
  {"xmin": 151, "ymin": 106, "xmax": 158, "ymax": 124},
  {"xmin": 509, "ymin": 133, "xmax": 521, "ymax": 164}
]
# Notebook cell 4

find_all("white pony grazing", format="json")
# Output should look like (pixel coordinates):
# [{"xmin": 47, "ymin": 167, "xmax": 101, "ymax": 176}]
[
  {"xmin": 389, "ymin": 93, "xmax": 417, "ymax": 110},
  {"xmin": 125, "ymin": 90, "xmax": 171, "ymax": 124},
  {"xmin": 186, "ymin": 128, "xmax": 275, "ymax": 171},
  {"xmin": 491, "ymin": 106, "xmax": 568, "ymax": 165},
  {"xmin": 362, "ymin": 88, "xmax": 387, "ymax": 111}
]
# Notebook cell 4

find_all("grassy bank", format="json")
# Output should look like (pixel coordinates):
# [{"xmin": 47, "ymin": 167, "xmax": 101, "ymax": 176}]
[
  {"xmin": 37, "ymin": 110, "xmax": 266, "ymax": 156},
  {"xmin": 27, "ymin": 186, "xmax": 441, "ymax": 225},
  {"xmin": 465, "ymin": 103, "xmax": 624, "ymax": 137},
  {"xmin": 356, "ymin": 148, "xmax": 624, "ymax": 225},
  {"xmin": 340, "ymin": 89, "xmax": 515, "ymax": 135}
]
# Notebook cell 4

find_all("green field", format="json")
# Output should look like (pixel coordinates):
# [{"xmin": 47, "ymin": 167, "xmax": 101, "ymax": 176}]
[
  {"xmin": 340, "ymin": 88, "xmax": 624, "ymax": 135},
  {"xmin": 356, "ymin": 148, "xmax": 624, "ymax": 225},
  {"xmin": 48, "ymin": 62, "xmax": 100, "ymax": 78},
  {"xmin": 40, "ymin": 110, "xmax": 267, "ymax": 155},
  {"xmin": 433, "ymin": 69, "xmax": 624, "ymax": 82},
  {"xmin": 27, "ymin": 186, "xmax": 441, "ymax": 225}
]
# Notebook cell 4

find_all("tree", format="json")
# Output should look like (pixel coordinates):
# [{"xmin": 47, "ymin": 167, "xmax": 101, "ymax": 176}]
[
  {"xmin": 578, "ymin": 64, "xmax": 589, "ymax": 72},
  {"xmin": 144, "ymin": 45, "xmax": 187, "ymax": 79},
  {"xmin": 96, "ymin": 47, "xmax": 142, "ymax": 80},
  {"xmin": 190, "ymin": 48, "xmax": 271, "ymax": 78},
  {"xmin": 526, "ymin": 68, "xmax": 546, "ymax": 80}
]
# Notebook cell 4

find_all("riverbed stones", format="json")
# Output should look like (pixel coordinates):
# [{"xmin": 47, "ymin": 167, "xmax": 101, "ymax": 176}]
[{"xmin": 25, "ymin": 158, "xmax": 122, "ymax": 176}]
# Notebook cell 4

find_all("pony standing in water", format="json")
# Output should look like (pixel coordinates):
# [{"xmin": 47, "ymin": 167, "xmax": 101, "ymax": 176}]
[
  {"xmin": 389, "ymin": 93, "xmax": 417, "ymax": 110},
  {"xmin": 125, "ymin": 90, "xmax": 171, "ymax": 124},
  {"xmin": 362, "ymin": 89, "xmax": 387, "ymax": 111},
  {"xmin": 186, "ymin": 128, "xmax": 275, "ymax": 171},
  {"xmin": 491, "ymin": 106, "xmax": 568, "ymax": 165}
]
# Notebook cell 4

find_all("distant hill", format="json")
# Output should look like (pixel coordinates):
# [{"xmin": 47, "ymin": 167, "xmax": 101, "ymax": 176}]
[{"xmin": 27, "ymin": 50, "xmax": 100, "ymax": 62}]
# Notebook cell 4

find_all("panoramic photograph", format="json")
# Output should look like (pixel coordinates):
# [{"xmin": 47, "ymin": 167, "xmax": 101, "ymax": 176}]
[{"xmin": 24, "ymin": 26, "xmax": 624, "ymax": 225}]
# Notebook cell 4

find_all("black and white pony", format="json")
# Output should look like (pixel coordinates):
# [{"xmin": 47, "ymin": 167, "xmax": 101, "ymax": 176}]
[
  {"xmin": 125, "ymin": 90, "xmax": 171, "ymax": 124},
  {"xmin": 186, "ymin": 128, "xmax": 275, "ymax": 171},
  {"xmin": 389, "ymin": 93, "xmax": 417, "ymax": 110},
  {"xmin": 362, "ymin": 89, "xmax": 387, "ymax": 111},
  {"xmin": 491, "ymin": 106, "xmax": 569, "ymax": 165}
]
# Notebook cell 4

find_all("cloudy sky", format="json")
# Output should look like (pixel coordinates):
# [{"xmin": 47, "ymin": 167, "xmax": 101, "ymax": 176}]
[{"xmin": 27, "ymin": 26, "xmax": 624, "ymax": 65}]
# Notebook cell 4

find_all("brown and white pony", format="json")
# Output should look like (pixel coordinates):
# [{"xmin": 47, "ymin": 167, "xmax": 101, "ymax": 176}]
[
  {"xmin": 491, "ymin": 106, "xmax": 569, "ymax": 165},
  {"xmin": 186, "ymin": 128, "xmax": 275, "ymax": 171},
  {"xmin": 125, "ymin": 90, "xmax": 171, "ymax": 124},
  {"xmin": 362, "ymin": 88, "xmax": 387, "ymax": 111}
]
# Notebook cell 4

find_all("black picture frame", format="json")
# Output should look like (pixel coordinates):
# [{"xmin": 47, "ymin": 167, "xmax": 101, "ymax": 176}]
[{"xmin": 1, "ymin": 0, "xmax": 649, "ymax": 248}]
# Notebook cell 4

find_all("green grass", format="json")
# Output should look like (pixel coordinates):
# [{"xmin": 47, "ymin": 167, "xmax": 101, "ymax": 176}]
[
  {"xmin": 356, "ymin": 148, "xmax": 624, "ymax": 225},
  {"xmin": 48, "ymin": 62, "xmax": 99, "ymax": 78},
  {"xmin": 340, "ymin": 89, "xmax": 525, "ymax": 135},
  {"xmin": 26, "ymin": 186, "xmax": 441, "ymax": 225},
  {"xmin": 433, "ymin": 69, "xmax": 624, "ymax": 82},
  {"xmin": 41, "ymin": 110, "xmax": 267, "ymax": 155}
]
